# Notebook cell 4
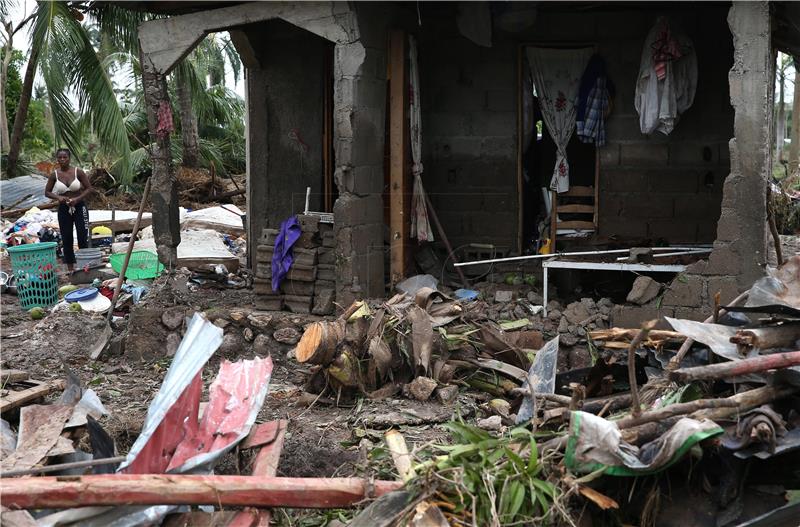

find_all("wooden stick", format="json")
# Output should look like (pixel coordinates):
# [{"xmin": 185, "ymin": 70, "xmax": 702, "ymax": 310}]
[
  {"xmin": 107, "ymin": 177, "xmax": 151, "ymax": 323},
  {"xmin": 628, "ymin": 320, "xmax": 656, "ymax": 418},
  {"xmin": 1, "ymin": 456, "xmax": 126, "ymax": 478},
  {"xmin": 385, "ymin": 430, "xmax": 415, "ymax": 482},
  {"xmin": 0, "ymin": 475, "xmax": 403, "ymax": 509},
  {"xmin": 589, "ymin": 328, "xmax": 683, "ymax": 341},
  {"xmin": 614, "ymin": 399, "xmax": 738, "ymax": 429},
  {"xmin": 668, "ymin": 290, "xmax": 749, "ymax": 370},
  {"xmin": 669, "ymin": 351, "xmax": 800, "ymax": 382},
  {"xmin": 622, "ymin": 384, "xmax": 798, "ymax": 444},
  {"xmin": 424, "ymin": 193, "xmax": 469, "ymax": 289}
]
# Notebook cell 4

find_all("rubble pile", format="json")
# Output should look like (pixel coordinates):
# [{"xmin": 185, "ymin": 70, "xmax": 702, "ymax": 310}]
[{"xmin": 254, "ymin": 214, "xmax": 335, "ymax": 314}]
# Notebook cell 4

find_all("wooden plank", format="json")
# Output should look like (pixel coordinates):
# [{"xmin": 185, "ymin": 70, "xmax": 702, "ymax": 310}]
[
  {"xmin": 555, "ymin": 204, "xmax": 595, "ymax": 214},
  {"xmin": 593, "ymin": 148, "xmax": 600, "ymax": 229},
  {"xmin": 389, "ymin": 30, "xmax": 409, "ymax": 286},
  {"xmin": 555, "ymin": 220, "xmax": 596, "ymax": 230},
  {"xmin": 563, "ymin": 185, "xmax": 594, "ymax": 197},
  {"xmin": 323, "ymin": 44, "xmax": 334, "ymax": 213},
  {"xmin": 0, "ymin": 370, "xmax": 29, "ymax": 384},
  {"xmin": 516, "ymin": 45, "xmax": 524, "ymax": 255},
  {"xmin": 1, "ymin": 475, "xmax": 404, "ymax": 509},
  {"xmin": 0, "ymin": 379, "xmax": 65, "ymax": 414},
  {"xmin": 230, "ymin": 420, "xmax": 288, "ymax": 526}
]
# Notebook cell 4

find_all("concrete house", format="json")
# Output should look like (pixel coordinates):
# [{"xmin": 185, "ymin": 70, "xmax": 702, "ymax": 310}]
[{"xmin": 132, "ymin": 1, "xmax": 799, "ymax": 318}]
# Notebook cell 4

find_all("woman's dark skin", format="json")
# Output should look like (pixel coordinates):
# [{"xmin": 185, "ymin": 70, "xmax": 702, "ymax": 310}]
[{"xmin": 44, "ymin": 150, "xmax": 92, "ymax": 207}]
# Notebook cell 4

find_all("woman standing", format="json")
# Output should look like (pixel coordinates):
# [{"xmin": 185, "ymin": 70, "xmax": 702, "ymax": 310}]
[{"xmin": 44, "ymin": 148, "xmax": 93, "ymax": 271}]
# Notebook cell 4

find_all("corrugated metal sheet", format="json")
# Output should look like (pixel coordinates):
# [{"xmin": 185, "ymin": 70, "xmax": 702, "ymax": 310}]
[{"xmin": 1, "ymin": 175, "xmax": 50, "ymax": 210}]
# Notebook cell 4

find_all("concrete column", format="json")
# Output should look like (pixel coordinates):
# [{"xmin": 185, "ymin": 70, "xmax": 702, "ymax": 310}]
[
  {"xmin": 245, "ymin": 64, "xmax": 269, "ymax": 269},
  {"xmin": 699, "ymin": 1, "xmax": 772, "ymax": 288},
  {"xmin": 141, "ymin": 57, "xmax": 180, "ymax": 266}
]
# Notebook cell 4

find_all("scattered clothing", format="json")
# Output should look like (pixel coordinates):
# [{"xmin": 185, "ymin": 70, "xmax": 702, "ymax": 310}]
[
  {"xmin": 271, "ymin": 215, "xmax": 301, "ymax": 292},
  {"xmin": 635, "ymin": 17, "xmax": 697, "ymax": 135},
  {"xmin": 576, "ymin": 55, "xmax": 615, "ymax": 147},
  {"xmin": 57, "ymin": 202, "xmax": 90, "ymax": 265}
]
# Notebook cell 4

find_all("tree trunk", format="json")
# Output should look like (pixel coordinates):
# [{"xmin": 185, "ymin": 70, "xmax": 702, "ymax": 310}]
[
  {"xmin": 790, "ymin": 67, "xmax": 800, "ymax": 175},
  {"xmin": 141, "ymin": 53, "xmax": 179, "ymax": 265},
  {"xmin": 7, "ymin": 44, "xmax": 39, "ymax": 177},
  {"xmin": 1, "ymin": 26, "xmax": 12, "ymax": 153},
  {"xmin": 777, "ymin": 70, "xmax": 786, "ymax": 163},
  {"xmin": 176, "ymin": 70, "xmax": 200, "ymax": 168}
]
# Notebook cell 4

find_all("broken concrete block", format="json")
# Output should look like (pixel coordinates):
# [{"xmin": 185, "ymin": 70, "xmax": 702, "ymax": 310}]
[
  {"xmin": 435, "ymin": 385, "xmax": 459, "ymax": 404},
  {"xmin": 284, "ymin": 294, "xmax": 313, "ymax": 314},
  {"xmin": 286, "ymin": 265, "xmax": 317, "ymax": 282},
  {"xmin": 548, "ymin": 309, "xmax": 562, "ymax": 322},
  {"xmin": 255, "ymin": 298, "xmax": 283, "ymax": 311},
  {"xmin": 318, "ymin": 249, "xmax": 335, "ymax": 265},
  {"xmin": 214, "ymin": 318, "xmax": 231, "ymax": 329},
  {"xmin": 166, "ymin": 333, "xmax": 181, "ymax": 357},
  {"xmin": 527, "ymin": 291, "xmax": 543, "ymax": 304},
  {"xmin": 161, "ymin": 308, "xmax": 185, "ymax": 330},
  {"xmin": 253, "ymin": 333, "xmax": 270, "ymax": 356},
  {"xmin": 317, "ymin": 264, "xmax": 335, "ymax": 282},
  {"xmin": 561, "ymin": 334, "xmax": 579, "ymax": 347},
  {"xmin": 293, "ymin": 231, "xmax": 320, "ymax": 249},
  {"xmin": 404, "ymin": 376, "xmax": 437, "ymax": 401},
  {"xmin": 273, "ymin": 327, "xmax": 301, "ymax": 345},
  {"xmin": 477, "ymin": 415, "xmax": 502, "ymax": 431},
  {"xmin": 297, "ymin": 214, "xmax": 321, "ymax": 233},
  {"xmin": 564, "ymin": 302, "xmax": 591, "ymax": 325},
  {"xmin": 626, "ymin": 276, "xmax": 662, "ymax": 305},
  {"xmin": 625, "ymin": 247, "xmax": 653, "ymax": 263},
  {"xmin": 494, "ymin": 290, "xmax": 513, "ymax": 303},
  {"xmin": 292, "ymin": 248, "xmax": 318, "ymax": 267},
  {"xmin": 558, "ymin": 317, "xmax": 569, "ymax": 333},
  {"xmin": 281, "ymin": 280, "xmax": 315, "ymax": 296},
  {"xmin": 312, "ymin": 288, "xmax": 335, "ymax": 316},
  {"xmin": 247, "ymin": 313, "xmax": 273, "ymax": 331}
]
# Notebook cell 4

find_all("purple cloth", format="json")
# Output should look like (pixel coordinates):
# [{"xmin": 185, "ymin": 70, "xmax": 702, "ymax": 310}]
[{"xmin": 271, "ymin": 216, "xmax": 301, "ymax": 292}]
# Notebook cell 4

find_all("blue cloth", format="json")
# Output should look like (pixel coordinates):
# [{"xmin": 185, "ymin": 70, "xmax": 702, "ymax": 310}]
[
  {"xmin": 576, "ymin": 55, "xmax": 614, "ymax": 147},
  {"xmin": 577, "ymin": 78, "xmax": 609, "ymax": 146},
  {"xmin": 271, "ymin": 216, "xmax": 301, "ymax": 292}
]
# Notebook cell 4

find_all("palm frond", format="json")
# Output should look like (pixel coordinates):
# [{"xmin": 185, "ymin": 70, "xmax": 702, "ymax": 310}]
[{"xmin": 90, "ymin": 2, "xmax": 151, "ymax": 55}]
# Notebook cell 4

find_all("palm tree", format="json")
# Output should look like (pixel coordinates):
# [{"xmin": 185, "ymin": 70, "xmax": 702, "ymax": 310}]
[
  {"xmin": 5, "ymin": 1, "xmax": 146, "ymax": 180},
  {"xmin": 173, "ymin": 33, "xmax": 241, "ymax": 169}
]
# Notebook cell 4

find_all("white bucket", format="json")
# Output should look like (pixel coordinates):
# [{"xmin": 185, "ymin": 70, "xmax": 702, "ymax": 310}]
[{"xmin": 75, "ymin": 247, "xmax": 103, "ymax": 268}]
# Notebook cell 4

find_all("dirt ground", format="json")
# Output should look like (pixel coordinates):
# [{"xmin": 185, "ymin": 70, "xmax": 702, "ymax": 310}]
[{"xmin": 0, "ymin": 267, "xmax": 457, "ymax": 484}]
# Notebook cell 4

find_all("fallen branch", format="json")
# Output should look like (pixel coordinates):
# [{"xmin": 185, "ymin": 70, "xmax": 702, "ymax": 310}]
[
  {"xmin": 628, "ymin": 320, "xmax": 657, "ymax": 418},
  {"xmin": 729, "ymin": 324, "xmax": 800, "ymax": 351},
  {"xmin": 614, "ymin": 399, "xmax": 738, "ymax": 429},
  {"xmin": 0, "ymin": 475, "xmax": 403, "ymax": 510},
  {"xmin": 668, "ymin": 351, "xmax": 800, "ymax": 382},
  {"xmin": 589, "ymin": 328, "xmax": 683, "ymax": 341}
]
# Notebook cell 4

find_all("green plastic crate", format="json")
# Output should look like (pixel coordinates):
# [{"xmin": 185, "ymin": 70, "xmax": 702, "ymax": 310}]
[
  {"xmin": 110, "ymin": 250, "xmax": 164, "ymax": 280},
  {"xmin": 7, "ymin": 242, "xmax": 59, "ymax": 309}
]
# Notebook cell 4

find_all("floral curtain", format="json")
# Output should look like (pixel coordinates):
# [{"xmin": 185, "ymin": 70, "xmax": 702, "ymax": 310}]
[{"xmin": 526, "ymin": 47, "xmax": 593, "ymax": 193}]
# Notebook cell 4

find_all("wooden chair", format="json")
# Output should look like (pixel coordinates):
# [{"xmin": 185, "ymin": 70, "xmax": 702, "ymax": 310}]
[{"xmin": 549, "ymin": 184, "xmax": 598, "ymax": 252}]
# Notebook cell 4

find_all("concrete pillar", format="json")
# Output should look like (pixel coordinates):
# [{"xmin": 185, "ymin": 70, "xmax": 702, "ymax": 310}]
[
  {"xmin": 141, "ymin": 57, "xmax": 180, "ymax": 265},
  {"xmin": 700, "ymin": 1, "xmax": 772, "ymax": 288}
]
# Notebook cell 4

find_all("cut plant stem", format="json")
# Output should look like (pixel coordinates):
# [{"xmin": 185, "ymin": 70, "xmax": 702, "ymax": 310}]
[{"xmin": 628, "ymin": 320, "xmax": 657, "ymax": 418}]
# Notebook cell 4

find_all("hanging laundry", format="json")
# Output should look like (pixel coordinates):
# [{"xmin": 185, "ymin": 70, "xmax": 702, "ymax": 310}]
[
  {"xmin": 576, "ymin": 55, "xmax": 615, "ymax": 147},
  {"xmin": 526, "ymin": 47, "xmax": 593, "ymax": 193},
  {"xmin": 271, "ymin": 215, "xmax": 301, "ymax": 292},
  {"xmin": 635, "ymin": 17, "xmax": 697, "ymax": 136}
]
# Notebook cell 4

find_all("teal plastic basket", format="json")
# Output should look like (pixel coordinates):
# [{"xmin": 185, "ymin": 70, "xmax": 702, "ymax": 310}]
[
  {"xmin": 110, "ymin": 250, "xmax": 164, "ymax": 280},
  {"xmin": 6, "ymin": 242, "xmax": 59, "ymax": 309}
]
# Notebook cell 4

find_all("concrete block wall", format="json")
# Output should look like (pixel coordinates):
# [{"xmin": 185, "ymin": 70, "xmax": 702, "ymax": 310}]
[
  {"xmin": 419, "ymin": 4, "xmax": 734, "ymax": 252},
  {"xmin": 419, "ymin": 19, "xmax": 519, "ymax": 251},
  {"xmin": 595, "ymin": 7, "xmax": 734, "ymax": 243}
]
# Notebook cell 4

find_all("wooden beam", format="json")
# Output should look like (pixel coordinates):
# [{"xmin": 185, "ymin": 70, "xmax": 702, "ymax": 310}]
[
  {"xmin": 0, "ymin": 370, "xmax": 29, "ymax": 384},
  {"xmin": 556, "ymin": 204, "xmax": 595, "ymax": 214},
  {"xmin": 230, "ymin": 420, "xmax": 288, "ymax": 526},
  {"xmin": 0, "ymin": 379, "xmax": 65, "ymax": 414},
  {"xmin": 388, "ymin": 30, "xmax": 409, "ymax": 286},
  {"xmin": 555, "ymin": 220, "xmax": 595, "ymax": 230},
  {"xmin": 562, "ymin": 186, "xmax": 594, "ymax": 197},
  {"xmin": 1, "ymin": 475, "xmax": 403, "ymax": 509}
]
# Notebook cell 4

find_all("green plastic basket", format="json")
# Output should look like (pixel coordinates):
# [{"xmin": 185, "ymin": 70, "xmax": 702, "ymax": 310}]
[
  {"xmin": 110, "ymin": 250, "xmax": 164, "ymax": 280},
  {"xmin": 7, "ymin": 242, "xmax": 59, "ymax": 309}
]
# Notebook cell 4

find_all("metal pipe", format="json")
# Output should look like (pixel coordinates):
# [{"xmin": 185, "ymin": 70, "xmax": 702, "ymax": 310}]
[{"xmin": 454, "ymin": 246, "xmax": 712, "ymax": 267}]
